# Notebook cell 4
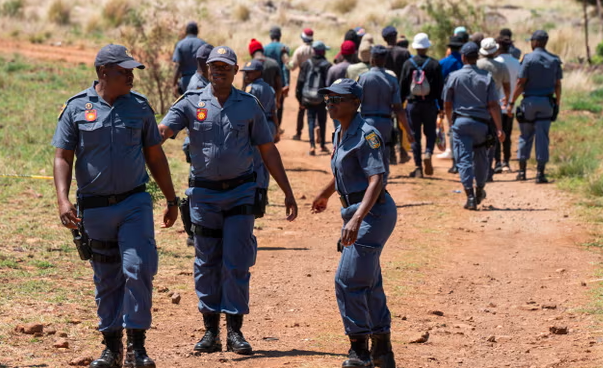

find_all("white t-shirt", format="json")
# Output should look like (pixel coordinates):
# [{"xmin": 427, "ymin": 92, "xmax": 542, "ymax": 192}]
[{"xmin": 495, "ymin": 53, "xmax": 521, "ymax": 112}]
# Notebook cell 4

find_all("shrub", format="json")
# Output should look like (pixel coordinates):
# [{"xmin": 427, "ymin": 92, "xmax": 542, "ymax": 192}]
[
  {"xmin": 390, "ymin": 0, "xmax": 408, "ymax": 9},
  {"xmin": 47, "ymin": 0, "xmax": 70, "ymax": 25},
  {"xmin": 330, "ymin": 0, "xmax": 357, "ymax": 14},
  {"xmin": 232, "ymin": 4, "xmax": 250, "ymax": 21},
  {"xmin": 1, "ymin": 0, "xmax": 24, "ymax": 18},
  {"xmin": 103, "ymin": 0, "xmax": 132, "ymax": 27}
]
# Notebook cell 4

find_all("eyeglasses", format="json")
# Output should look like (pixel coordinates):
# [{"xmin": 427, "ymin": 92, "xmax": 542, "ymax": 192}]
[
  {"xmin": 208, "ymin": 64, "xmax": 234, "ymax": 72},
  {"xmin": 324, "ymin": 95, "xmax": 355, "ymax": 104}
]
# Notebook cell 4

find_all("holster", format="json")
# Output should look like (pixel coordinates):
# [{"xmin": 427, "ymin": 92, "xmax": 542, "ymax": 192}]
[
  {"xmin": 179, "ymin": 197, "xmax": 193, "ymax": 237},
  {"xmin": 253, "ymin": 188, "xmax": 268, "ymax": 219},
  {"xmin": 515, "ymin": 105, "xmax": 528, "ymax": 124},
  {"xmin": 73, "ymin": 202, "xmax": 120, "ymax": 263},
  {"xmin": 550, "ymin": 96, "xmax": 559, "ymax": 122},
  {"xmin": 337, "ymin": 239, "xmax": 343, "ymax": 253},
  {"xmin": 72, "ymin": 224, "xmax": 92, "ymax": 261}
]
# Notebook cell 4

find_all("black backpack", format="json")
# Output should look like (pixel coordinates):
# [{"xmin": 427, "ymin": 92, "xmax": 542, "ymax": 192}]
[{"xmin": 302, "ymin": 59, "xmax": 329, "ymax": 106}]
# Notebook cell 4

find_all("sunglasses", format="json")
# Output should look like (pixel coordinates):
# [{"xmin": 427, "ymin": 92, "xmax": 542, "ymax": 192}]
[{"xmin": 324, "ymin": 95, "xmax": 355, "ymax": 104}]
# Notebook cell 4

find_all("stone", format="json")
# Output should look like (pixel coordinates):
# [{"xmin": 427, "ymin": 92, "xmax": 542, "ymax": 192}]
[
  {"xmin": 409, "ymin": 331, "xmax": 429, "ymax": 344},
  {"xmin": 171, "ymin": 293, "xmax": 181, "ymax": 304},
  {"xmin": 53, "ymin": 339, "xmax": 69, "ymax": 348},
  {"xmin": 23, "ymin": 323, "xmax": 44, "ymax": 334},
  {"xmin": 487, "ymin": 335, "xmax": 496, "ymax": 342},
  {"xmin": 429, "ymin": 310, "xmax": 444, "ymax": 316},
  {"xmin": 69, "ymin": 356, "xmax": 93, "ymax": 366},
  {"xmin": 549, "ymin": 326, "xmax": 568, "ymax": 335}
]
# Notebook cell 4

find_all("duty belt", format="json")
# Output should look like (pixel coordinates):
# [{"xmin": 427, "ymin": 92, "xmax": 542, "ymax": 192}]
[
  {"xmin": 78, "ymin": 184, "xmax": 146, "ymax": 210},
  {"xmin": 189, "ymin": 173, "xmax": 256, "ymax": 191},
  {"xmin": 364, "ymin": 114, "xmax": 392, "ymax": 119},
  {"xmin": 339, "ymin": 189, "xmax": 387, "ymax": 208}
]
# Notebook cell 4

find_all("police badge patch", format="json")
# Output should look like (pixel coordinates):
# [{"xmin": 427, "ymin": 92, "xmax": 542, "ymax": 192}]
[
  {"xmin": 197, "ymin": 108, "xmax": 207, "ymax": 121},
  {"xmin": 365, "ymin": 132, "xmax": 380, "ymax": 149}
]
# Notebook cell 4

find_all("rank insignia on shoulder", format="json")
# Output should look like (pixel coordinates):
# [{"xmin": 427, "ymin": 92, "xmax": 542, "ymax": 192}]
[
  {"xmin": 197, "ymin": 108, "xmax": 208, "ymax": 121},
  {"xmin": 58, "ymin": 104, "xmax": 67, "ymax": 119},
  {"xmin": 365, "ymin": 132, "xmax": 380, "ymax": 149},
  {"xmin": 245, "ymin": 85, "xmax": 252, "ymax": 93},
  {"xmin": 85, "ymin": 109, "xmax": 97, "ymax": 122}
]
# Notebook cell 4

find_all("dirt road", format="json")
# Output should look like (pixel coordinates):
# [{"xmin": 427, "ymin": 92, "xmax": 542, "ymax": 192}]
[{"xmin": 1, "ymin": 41, "xmax": 602, "ymax": 367}]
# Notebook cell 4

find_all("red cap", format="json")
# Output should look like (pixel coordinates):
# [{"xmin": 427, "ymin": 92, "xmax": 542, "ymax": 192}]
[
  {"xmin": 341, "ymin": 40, "xmax": 356, "ymax": 55},
  {"xmin": 303, "ymin": 28, "xmax": 314, "ymax": 37},
  {"xmin": 248, "ymin": 38, "xmax": 263, "ymax": 56}
]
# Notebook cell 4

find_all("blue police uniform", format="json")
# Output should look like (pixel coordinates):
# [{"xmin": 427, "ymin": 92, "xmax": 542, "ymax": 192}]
[
  {"xmin": 160, "ymin": 85, "xmax": 273, "ymax": 315},
  {"xmin": 245, "ymin": 77, "xmax": 277, "ymax": 189},
  {"xmin": 52, "ymin": 81, "xmax": 161, "ymax": 332},
  {"xmin": 187, "ymin": 72, "xmax": 210, "ymax": 91},
  {"xmin": 443, "ymin": 64, "xmax": 498, "ymax": 190},
  {"xmin": 173, "ymin": 35, "xmax": 206, "ymax": 91},
  {"xmin": 357, "ymin": 66, "xmax": 401, "ymax": 184},
  {"xmin": 517, "ymin": 47, "xmax": 562, "ymax": 166},
  {"xmin": 331, "ymin": 113, "xmax": 397, "ymax": 336}
]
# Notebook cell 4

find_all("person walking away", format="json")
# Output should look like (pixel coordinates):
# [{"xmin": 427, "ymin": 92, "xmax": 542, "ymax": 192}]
[
  {"xmin": 400, "ymin": 33, "xmax": 443, "ymax": 178},
  {"xmin": 382, "ymin": 26, "xmax": 410, "ymax": 81},
  {"xmin": 442, "ymin": 42, "xmax": 505, "ymax": 210},
  {"xmin": 508, "ymin": 30, "xmax": 562, "ymax": 184},
  {"xmin": 52, "ymin": 44, "xmax": 179, "ymax": 368},
  {"xmin": 264, "ymin": 26, "xmax": 291, "ymax": 128},
  {"xmin": 247, "ymin": 39, "xmax": 283, "ymax": 127},
  {"xmin": 172, "ymin": 21, "xmax": 206, "ymax": 96},
  {"xmin": 499, "ymin": 28, "xmax": 522, "ymax": 60},
  {"xmin": 312, "ymin": 79, "xmax": 398, "ymax": 368},
  {"xmin": 296, "ymin": 41, "xmax": 332, "ymax": 156},
  {"xmin": 288, "ymin": 28, "xmax": 315, "ymax": 141}
]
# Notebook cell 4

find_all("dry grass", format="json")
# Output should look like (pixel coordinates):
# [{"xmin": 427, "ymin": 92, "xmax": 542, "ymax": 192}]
[
  {"xmin": 563, "ymin": 69, "xmax": 597, "ymax": 93},
  {"xmin": 390, "ymin": 0, "xmax": 409, "ymax": 9},
  {"xmin": 47, "ymin": 0, "xmax": 70, "ymax": 25},
  {"xmin": 232, "ymin": 4, "xmax": 250, "ymax": 22},
  {"xmin": 1, "ymin": 0, "xmax": 25, "ymax": 18},
  {"xmin": 330, "ymin": 0, "xmax": 357, "ymax": 14},
  {"xmin": 102, "ymin": 0, "xmax": 132, "ymax": 27}
]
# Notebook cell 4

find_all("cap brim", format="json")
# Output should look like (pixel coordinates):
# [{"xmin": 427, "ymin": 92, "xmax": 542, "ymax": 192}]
[
  {"xmin": 448, "ymin": 42, "xmax": 464, "ymax": 47},
  {"xmin": 117, "ymin": 60, "xmax": 145, "ymax": 69},
  {"xmin": 207, "ymin": 57, "xmax": 236, "ymax": 65},
  {"xmin": 318, "ymin": 85, "xmax": 352, "ymax": 95},
  {"xmin": 479, "ymin": 48, "xmax": 497, "ymax": 56}
]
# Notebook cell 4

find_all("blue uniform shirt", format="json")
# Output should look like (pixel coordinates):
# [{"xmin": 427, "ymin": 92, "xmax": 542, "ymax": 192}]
[
  {"xmin": 332, "ymin": 114, "xmax": 386, "ymax": 196},
  {"xmin": 245, "ymin": 78, "xmax": 276, "ymax": 120},
  {"xmin": 160, "ymin": 86, "xmax": 273, "ymax": 181},
  {"xmin": 442, "ymin": 65, "xmax": 498, "ymax": 120},
  {"xmin": 264, "ymin": 41, "xmax": 290, "ymax": 86},
  {"xmin": 187, "ymin": 72, "xmax": 210, "ymax": 91},
  {"xmin": 357, "ymin": 67, "xmax": 401, "ymax": 116},
  {"xmin": 51, "ymin": 82, "xmax": 161, "ymax": 196},
  {"xmin": 440, "ymin": 51, "xmax": 463, "ymax": 81},
  {"xmin": 519, "ymin": 47, "xmax": 563, "ymax": 96},
  {"xmin": 172, "ymin": 35, "xmax": 206, "ymax": 77}
]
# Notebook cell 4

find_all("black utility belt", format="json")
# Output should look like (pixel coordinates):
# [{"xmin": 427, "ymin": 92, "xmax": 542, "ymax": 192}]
[
  {"xmin": 364, "ymin": 114, "xmax": 392, "ymax": 119},
  {"xmin": 189, "ymin": 173, "xmax": 256, "ymax": 191},
  {"xmin": 78, "ymin": 184, "xmax": 146, "ymax": 211},
  {"xmin": 339, "ymin": 189, "xmax": 387, "ymax": 209},
  {"xmin": 453, "ymin": 113, "xmax": 491, "ymax": 125}
]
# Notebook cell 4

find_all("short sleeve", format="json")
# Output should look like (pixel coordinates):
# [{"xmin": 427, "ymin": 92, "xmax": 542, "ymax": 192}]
[
  {"xmin": 172, "ymin": 42, "xmax": 181, "ymax": 63},
  {"xmin": 486, "ymin": 77, "xmax": 498, "ymax": 103},
  {"xmin": 392, "ymin": 78, "xmax": 402, "ymax": 104},
  {"xmin": 142, "ymin": 108, "xmax": 162, "ymax": 147},
  {"xmin": 442, "ymin": 77, "xmax": 454, "ymax": 103},
  {"xmin": 51, "ymin": 104, "xmax": 78, "ymax": 150},
  {"xmin": 160, "ymin": 98, "xmax": 190, "ymax": 137},
  {"xmin": 518, "ymin": 57, "xmax": 530, "ymax": 79},
  {"xmin": 250, "ymin": 102, "xmax": 273, "ymax": 146},
  {"xmin": 556, "ymin": 60, "xmax": 563, "ymax": 80},
  {"xmin": 357, "ymin": 132, "xmax": 386, "ymax": 178}
]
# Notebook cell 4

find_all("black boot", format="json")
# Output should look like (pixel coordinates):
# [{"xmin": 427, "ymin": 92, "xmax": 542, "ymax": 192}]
[
  {"xmin": 464, "ymin": 188, "xmax": 477, "ymax": 211},
  {"xmin": 475, "ymin": 186, "xmax": 486, "ymax": 205},
  {"xmin": 370, "ymin": 333, "xmax": 395, "ymax": 368},
  {"xmin": 194, "ymin": 313, "xmax": 222, "ymax": 353},
  {"xmin": 90, "ymin": 330, "xmax": 123, "ymax": 368},
  {"xmin": 516, "ymin": 160, "xmax": 527, "ymax": 181},
  {"xmin": 226, "ymin": 314, "xmax": 252, "ymax": 355},
  {"xmin": 536, "ymin": 163, "xmax": 549, "ymax": 184},
  {"xmin": 343, "ymin": 335, "xmax": 373, "ymax": 367},
  {"xmin": 123, "ymin": 329, "xmax": 155, "ymax": 368}
]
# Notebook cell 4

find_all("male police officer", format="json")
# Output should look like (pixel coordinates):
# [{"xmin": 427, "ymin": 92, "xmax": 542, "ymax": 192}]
[
  {"xmin": 187, "ymin": 43, "xmax": 214, "ymax": 91},
  {"xmin": 442, "ymin": 42, "xmax": 505, "ymax": 210},
  {"xmin": 358, "ymin": 45, "xmax": 414, "ymax": 183},
  {"xmin": 172, "ymin": 21, "xmax": 206, "ymax": 96},
  {"xmin": 159, "ymin": 46, "xmax": 298, "ymax": 356},
  {"xmin": 509, "ymin": 30, "xmax": 562, "ymax": 184},
  {"xmin": 52, "ymin": 44, "xmax": 179, "ymax": 368}
]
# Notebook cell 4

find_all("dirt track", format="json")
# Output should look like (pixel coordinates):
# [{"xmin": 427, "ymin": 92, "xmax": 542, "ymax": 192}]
[{"xmin": 2, "ymin": 41, "xmax": 603, "ymax": 367}]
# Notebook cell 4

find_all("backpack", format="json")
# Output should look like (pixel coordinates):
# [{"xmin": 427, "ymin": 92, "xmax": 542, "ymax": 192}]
[
  {"xmin": 409, "ymin": 57, "xmax": 431, "ymax": 98},
  {"xmin": 302, "ymin": 59, "xmax": 328, "ymax": 106}
]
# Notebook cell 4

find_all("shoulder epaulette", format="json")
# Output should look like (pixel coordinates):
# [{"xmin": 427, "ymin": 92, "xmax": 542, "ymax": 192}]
[
  {"xmin": 240, "ymin": 90, "xmax": 266, "ymax": 112},
  {"xmin": 58, "ymin": 91, "xmax": 86, "ymax": 119}
]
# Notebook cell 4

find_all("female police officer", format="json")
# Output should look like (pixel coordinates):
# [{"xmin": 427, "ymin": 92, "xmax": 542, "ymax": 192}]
[{"xmin": 311, "ymin": 79, "xmax": 397, "ymax": 368}]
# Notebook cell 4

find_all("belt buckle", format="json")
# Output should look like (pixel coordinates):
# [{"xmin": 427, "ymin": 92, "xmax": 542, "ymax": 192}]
[{"xmin": 107, "ymin": 195, "xmax": 117, "ymax": 205}]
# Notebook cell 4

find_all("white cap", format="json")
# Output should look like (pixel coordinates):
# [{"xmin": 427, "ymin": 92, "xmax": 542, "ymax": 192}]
[
  {"xmin": 479, "ymin": 37, "xmax": 499, "ymax": 56},
  {"xmin": 412, "ymin": 33, "xmax": 432, "ymax": 50}
]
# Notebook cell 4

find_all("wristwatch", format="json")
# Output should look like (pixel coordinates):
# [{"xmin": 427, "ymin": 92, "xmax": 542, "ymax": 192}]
[{"xmin": 167, "ymin": 196, "xmax": 181, "ymax": 207}]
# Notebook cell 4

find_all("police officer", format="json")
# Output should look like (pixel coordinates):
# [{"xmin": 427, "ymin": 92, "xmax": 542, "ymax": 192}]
[
  {"xmin": 358, "ymin": 45, "xmax": 414, "ymax": 183},
  {"xmin": 159, "ymin": 46, "xmax": 298, "ymax": 356},
  {"xmin": 52, "ymin": 44, "xmax": 179, "ymax": 368},
  {"xmin": 187, "ymin": 43, "xmax": 214, "ymax": 91},
  {"xmin": 509, "ymin": 30, "xmax": 562, "ymax": 184},
  {"xmin": 172, "ymin": 21, "xmax": 206, "ymax": 96},
  {"xmin": 442, "ymin": 42, "xmax": 505, "ymax": 210},
  {"xmin": 243, "ymin": 59, "xmax": 280, "ymax": 212},
  {"xmin": 312, "ymin": 79, "xmax": 397, "ymax": 368}
]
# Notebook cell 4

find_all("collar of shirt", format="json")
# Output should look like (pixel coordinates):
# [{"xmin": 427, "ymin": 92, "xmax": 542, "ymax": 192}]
[
  {"xmin": 369, "ymin": 66, "xmax": 385, "ymax": 72},
  {"xmin": 339, "ymin": 113, "xmax": 363, "ymax": 144},
  {"xmin": 87, "ymin": 81, "xmax": 132, "ymax": 107},
  {"xmin": 253, "ymin": 78, "xmax": 265, "ymax": 84},
  {"xmin": 200, "ymin": 85, "xmax": 243, "ymax": 109}
]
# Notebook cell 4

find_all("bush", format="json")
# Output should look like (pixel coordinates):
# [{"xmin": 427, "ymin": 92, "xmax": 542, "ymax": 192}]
[
  {"xmin": 47, "ymin": 0, "xmax": 70, "ymax": 25},
  {"xmin": 232, "ymin": 4, "xmax": 250, "ymax": 21},
  {"xmin": 1, "ymin": 0, "xmax": 24, "ymax": 18},
  {"xmin": 390, "ymin": 0, "xmax": 408, "ymax": 9},
  {"xmin": 103, "ymin": 0, "xmax": 133, "ymax": 27},
  {"xmin": 421, "ymin": 0, "xmax": 487, "ymax": 58},
  {"xmin": 330, "ymin": 0, "xmax": 357, "ymax": 14}
]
